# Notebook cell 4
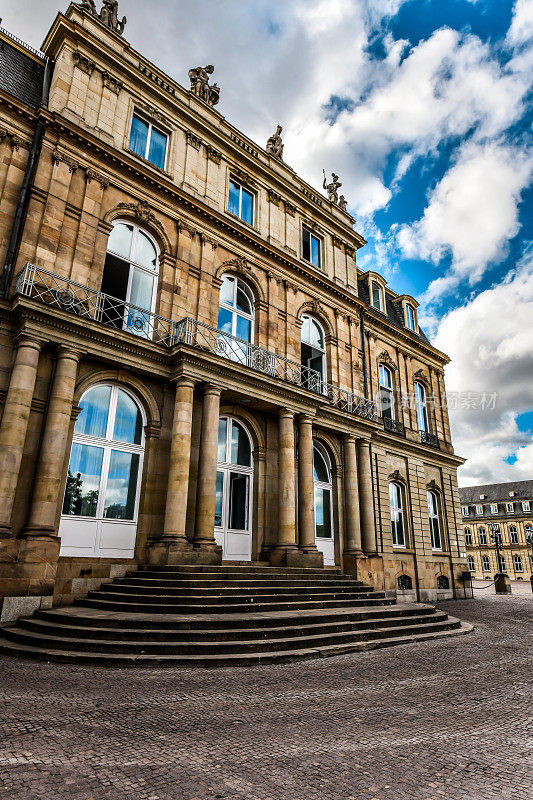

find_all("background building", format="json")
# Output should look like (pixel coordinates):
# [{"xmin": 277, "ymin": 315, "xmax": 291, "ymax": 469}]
[
  {"xmin": 0, "ymin": 3, "xmax": 467, "ymax": 622},
  {"xmin": 460, "ymin": 480, "xmax": 533, "ymax": 581}
]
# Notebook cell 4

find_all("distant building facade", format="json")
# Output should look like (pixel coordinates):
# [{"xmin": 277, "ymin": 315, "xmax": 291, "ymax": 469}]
[
  {"xmin": 0, "ymin": 3, "xmax": 466, "ymax": 622},
  {"xmin": 459, "ymin": 481, "xmax": 533, "ymax": 581}
]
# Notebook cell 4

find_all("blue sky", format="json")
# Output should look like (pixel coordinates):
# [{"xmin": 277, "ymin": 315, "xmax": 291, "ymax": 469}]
[{"xmin": 4, "ymin": 0, "xmax": 533, "ymax": 486}]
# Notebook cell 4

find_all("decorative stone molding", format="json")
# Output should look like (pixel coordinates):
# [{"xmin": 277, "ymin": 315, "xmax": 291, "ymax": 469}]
[
  {"xmin": 389, "ymin": 470, "xmax": 405, "ymax": 483},
  {"xmin": 331, "ymin": 234, "xmax": 343, "ymax": 249},
  {"xmin": 115, "ymin": 200, "xmax": 166, "ymax": 239},
  {"xmin": 52, "ymin": 149, "xmax": 79, "ymax": 172},
  {"xmin": 426, "ymin": 479, "xmax": 440, "ymax": 491},
  {"xmin": 9, "ymin": 134, "xmax": 31, "ymax": 151},
  {"xmin": 413, "ymin": 369, "xmax": 428, "ymax": 383},
  {"xmin": 206, "ymin": 145, "xmax": 222, "ymax": 164},
  {"xmin": 344, "ymin": 244, "xmax": 356, "ymax": 258},
  {"xmin": 186, "ymin": 130, "xmax": 202, "ymax": 150},
  {"xmin": 268, "ymin": 189, "xmax": 282, "ymax": 207},
  {"xmin": 284, "ymin": 280, "xmax": 298, "ymax": 294},
  {"xmin": 102, "ymin": 70, "xmax": 124, "ymax": 95},
  {"xmin": 73, "ymin": 50, "xmax": 97, "ymax": 75},
  {"xmin": 177, "ymin": 219, "xmax": 197, "ymax": 237},
  {"xmin": 231, "ymin": 166, "xmax": 255, "ymax": 186},
  {"xmin": 137, "ymin": 101, "xmax": 167, "ymax": 125},
  {"xmin": 378, "ymin": 351, "xmax": 397, "ymax": 369},
  {"xmin": 200, "ymin": 232, "xmax": 218, "ymax": 249},
  {"xmin": 229, "ymin": 133, "xmax": 259, "ymax": 158},
  {"xmin": 85, "ymin": 168, "xmax": 109, "ymax": 188},
  {"xmin": 284, "ymin": 201, "xmax": 296, "ymax": 216},
  {"xmin": 0, "ymin": 128, "xmax": 8, "ymax": 141},
  {"xmin": 220, "ymin": 256, "xmax": 250, "ymax": 276},
  {"xmin": 300, "ymin": 185, "xmax": 323, "ymax": 207}
]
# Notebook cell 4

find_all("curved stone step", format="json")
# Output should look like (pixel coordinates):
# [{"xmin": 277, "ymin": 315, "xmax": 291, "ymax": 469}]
[{"xmin": 98, "ymin": 582, "xmax": 375, "ymax": 597}]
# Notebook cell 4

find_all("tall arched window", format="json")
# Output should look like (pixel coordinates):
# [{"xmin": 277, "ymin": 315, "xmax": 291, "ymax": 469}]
[
  {"xmin": 464, "ymin": 527, "xmax": 472, "ymax": 546},
  {"xmin": 427, "ymin": 490, "xmax": 442, "ymax": 550},
  {"xmin": 301, "ymin": 315, "xmax": 326, "ymax": 391},
  {"xmin": 217, "ymin": 275, "xmax": 255, "ymax": 363},
  {"xmin": 414, "ymin": 381, "xmax": 428, "ymax": 432},
  {"xmin": 378, "ymin": 364, "xmax": 394, "ymax": 421},
  {"xmin": 389, "ymin": 482, "xmax": 405, "ymax": 547},
  {"xmin": 467, "ymin": 555, "xmax": 475, "ymax": 572},
  {"xmin": 509, "ymin": 525, "xmax": 518, "ymax": 544},
  {"xmin": 59, "ymin": 384, "xmax": 145, "ymax": 557},
  {"xmin": 313, "ymin": 443, "xmax": 335, "ymax": 566},
  {"xmin": 482, "ymin": 555, "xmax": 490, "ymax": 572},
  {"xmin": 101, "ymin": 222, "xmax": 159, "ymax": 338},
  {"xmin": 215, "ymin": 416, "xmax": 254, "ymax": 560},
  {"xmin": 478, "ymin": 527, "xmax": 487, "ymax": 545}
]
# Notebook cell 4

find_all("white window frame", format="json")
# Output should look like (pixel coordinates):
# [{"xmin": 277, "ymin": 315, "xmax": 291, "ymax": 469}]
[
  {"xmin": 464, "ymin": 528, "xmax": 472, "ymax": 546},
  {"xmin": 462, "ymin": 506, "xmax": 469, "ymax": 516},
  {"xmin": 467, "ymin": 555, "xmax": 475, "ymax": 572},
  {"xmin": 506, "ymin": 502, "xmax": 514, "ymax": 513},
  {"xmin": 228, "ymin": 177, "xmax": 255, "ymax": 225},
  {"xmin": 390, "ymin": 481, "xmax": 406, "ymax": 548},
  {"xmin": 513, "ymin": 554, "xmax": 523, "ymax": 572},
  {"xmin": 301, "ymin": 314, "xmax": 327, "ymax": 390},
  {"xmin": 215, "ymin": 416, "xmax": 254, "ymax": 537},
  {"xmin": 217, "ymin": 274, "xmax": 255, "ymax": 343},
  {"xmin": 378, "ymin": 364, "xmax": 395, "ymax": 421},
  {"xmin": 371, "ymin": 281, "xmax": 384, "ymax": 312},
  {"xmin": 478, "ymin": 528, "xmax": 487, "ymax": 545},
  {"xmin": 414, "ymin": 381, "xmax": 429, "ymax": 433},
  {"xmin": 476, "ymin": 505, "xmax": 484, "ymax": 515},
  {"xmin": 522, "ymin": 501, "xmax": 530, "ymax": 512},
  {"xmin": 301, "ymin": 226, "xmax": 322, "ymax": 269},
  {"xmin": 509, "ymin": 526, "xmax": 518, "ymax": 545},
  {"xmin": 490, "ymin": 503, "xmax": 498, "ymax": 514},
  {"xmin": 129, "ymin": 113, "xmax": 168, "ymax": 169},
  {"xmin": 405, "ymin": 304, "xmax": 416, "ymax": 331},
  {"xmin": 313, "ymin": 443, "xmax": 334, "ymax": 540},
  {"xmin": 482, "ymin": 555, "xmax": 490, "ymax": 572},
  {"xmin": 427, "ymin": 490, "xmax": 442, "ymax": 551}
]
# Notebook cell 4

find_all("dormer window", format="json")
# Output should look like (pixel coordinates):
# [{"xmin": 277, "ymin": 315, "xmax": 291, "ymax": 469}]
[
  {"xmin": 490, "ymin": 503, "xmax": 498, "ymax": 514},
  {"xmin": 522, "ymin": 501, "xmax": 531, "ymax": 512},
  {"xmin": 462, "ymin": 506, "xmax": 469, "ymax": 516},
  {"xmin": 371, "ymin": 282, "xmax": 384, "ymax": 311},
  {"xmin": 302, "ymin": 227, "xmax": 322, "ymax": 269},
  {"xmin": 129, "ymin": 114, "xmax": 167, "ymax": 169},
  {"xmin": 405, "ymin": 304, "xmax": 416, "ymax": 331},
  {"xmin": 506, "ymin": 502, "xmax": 514, "ymax": 513},
  {"xmin": 476, "ymin": 505, "xmax": 484, "ymax": 515}
]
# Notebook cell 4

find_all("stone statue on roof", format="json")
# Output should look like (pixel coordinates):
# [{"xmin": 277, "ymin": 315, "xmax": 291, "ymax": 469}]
[
  {"xmin": 188, "ymin": 65, "xmax": 220, "ymax": 107},
  {"xmin": 338, "ymin": 195, "xmax": 348, "ymax": 212},
  {"xmin": 266, "ymin": 125, "xmax": 284, "ymax": 160},
  {"xmin": 322, "ymin": 171, "xmax": 342, "ymax": 204},
  {"xmin": 99, "ymin": 0, "xmax": 127, "ymax": 35},
  {"xmin": 78, "ymin": 0, "xmax": 97, "ymax": 14}
]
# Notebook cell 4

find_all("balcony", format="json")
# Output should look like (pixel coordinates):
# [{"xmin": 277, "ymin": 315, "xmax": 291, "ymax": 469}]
[
  {"xmin": 419, "ymin": 430, "xmax": 439, "ymax": 448},
  {"xmin": 383, "ymin": 416, "xmax": 405, "ymax": 437},
  {"xmin": 14, "ymin": 263, "xmax": 378, "ymax": 422}
]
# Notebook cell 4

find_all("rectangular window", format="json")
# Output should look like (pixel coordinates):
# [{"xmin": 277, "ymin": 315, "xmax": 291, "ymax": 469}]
[
  {"xmin": 302, "ymin": 227, "xmax": 322, "ymax": 268},
  {"xmin": 490, "ymin": 503, "xmax": 498, "ymax": 513},
  {"xmin": 405, "ymin": 304, "xmax": 416, "ymax": 330},
  {"xmin": 482, "ymin": 555, "xmax": 490, "ymax": 571},
  {"xmin": 390, "ymin": 483, "xmax": 405, "ymax": 547},
  {"xmin": 228, "ymin": 178, "xmax": 254, "ymax": 225},
  {"xmin": 509, "ymin": 528, "xmax": 519, "ymax": 544},
  {"xmin": 476, "ymin": 505, "xmax": 483, "ymax": 515},
  {"xmin": 62, "ymin": 443, "xmax": 104, "ymax": 518},
  {"xmin": 467, "ymin": 556, "xmax": 475, "ymax": 572},
  {"xmin": 479, "ymin": 531, "xmax": 487, "ymax": 545},
  {"xmin": 506, "ymin": 502, "xmax": 514, "ymax": 513},
  {"xmin": 371, "ymin": 283, "xmax": 383, "ymax": 311},
  {"xmin": 499, "ymin": 556, "xmax": 507, "ymax": 572},
  {"xmin": 522, "ymin": 501, "xmax": 530, "ymax": 512},
  {"xmin": 513, "ymin": 555, "xmax": 523, "ymax": 572},
  {"xmin": 129, "ymin": 114, "xmax": 167, "ymax": 169},
  {"xmin": 465, "ymin": 530, "xmax": 472, "ymax": 546},
  {"xmin": 214, "ymin": 471, "xmax": 224, "ymax": 527},
  {"xmin": 462, "ymin": 506, "xmax": 469, "ymax": 516}
]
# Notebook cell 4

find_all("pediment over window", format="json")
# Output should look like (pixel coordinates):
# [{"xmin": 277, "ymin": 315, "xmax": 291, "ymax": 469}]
[{"xmin": 389, "ymin": 469, "xmax": 404, "ymax": 483}]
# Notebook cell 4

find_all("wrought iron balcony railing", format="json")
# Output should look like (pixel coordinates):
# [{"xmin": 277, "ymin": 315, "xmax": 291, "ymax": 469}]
[
  {"xmin": 420, "ymin": 430, "xmax": 439, "ymax": 448},
  {"xmin": 383, "ymin": 416, "xmax": 405, "ymax": 436},
  {"xmin": 14, "ymin": 264, "xmax": 378, "ymax": 422}
]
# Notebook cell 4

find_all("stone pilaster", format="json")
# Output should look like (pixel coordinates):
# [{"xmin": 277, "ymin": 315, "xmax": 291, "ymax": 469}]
[
  {"xmin": 357, "ymin": 437, "xmax": 377, "ymax": 555},
  {"xmin": 269, "ymin": 409, "xmax": 298, "ymax": 565},
  {"xmin": 192, "ymin": 384, "xmax": 223, "ymax": 562},
  {"xmin": 343, "ymin": 434, "xmax": 363, "ymax": 566},
  {"xmin": 23, "ymin": 346, "xmax": 81, "ymax": 539},
  {"xmin": 0, "ymin": 336, "xmax": 43, "ymax": 537},
  {"xmin": 297, "ymin": 414, "xmax": 318, "ymax": 554}
]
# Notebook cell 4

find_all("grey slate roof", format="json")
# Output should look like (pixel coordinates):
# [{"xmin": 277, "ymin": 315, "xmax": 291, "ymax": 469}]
[
  {"xmin": 357, "ymin": 278, "xmax": 430, "ymax": 345},
  {"xmin": 0, "ymin": 37, "xmax": 44, "ymax": 108},
  {"xmin": 459, "ymin": 480, "xmax": 533, "ymax": 504}
]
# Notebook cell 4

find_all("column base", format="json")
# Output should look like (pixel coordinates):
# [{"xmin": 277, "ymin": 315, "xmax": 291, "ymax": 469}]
[
  {"xmin": 268, "ymin": 546, "xmax": 324, "ymax": 569},
  {"xmin": 342, "ymin": 550, "xmax": 363, "ymax": 576},
  {"xmin": 147, "ymin": 538, "xmax": 222, "ymax": 566},
  {"xmin": 19, "ymin": 524, "xmax": 58, "ymax": 541},
  {"xmin": 0, "ymin": 525, "xmax": 13, "ymax": 539}
]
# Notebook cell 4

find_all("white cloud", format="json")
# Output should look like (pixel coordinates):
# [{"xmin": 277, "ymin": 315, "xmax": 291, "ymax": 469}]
[
  {"xmin": 398, "ymin": 141, "xmax": 533, "ymax": 301},
  {"xmin": 507, "ymin": 0, "xmax": 533, "ymax": 46},
  {"xmin": 434, "ymin": 247, "xmax": 533, "ymax": 486}
]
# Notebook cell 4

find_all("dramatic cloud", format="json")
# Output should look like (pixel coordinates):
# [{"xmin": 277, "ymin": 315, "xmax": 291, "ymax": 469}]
[{"xmin": 434, "ymin": 247, "xmax": 533, "ymax": 486}]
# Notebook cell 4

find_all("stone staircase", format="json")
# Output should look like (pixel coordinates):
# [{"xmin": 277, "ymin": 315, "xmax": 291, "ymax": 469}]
[{"xmin": 0, "ymin": 565, "xmax": 469, "ymax": 666}]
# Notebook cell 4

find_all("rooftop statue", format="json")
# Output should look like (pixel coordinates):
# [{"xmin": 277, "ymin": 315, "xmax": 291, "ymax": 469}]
[
  {"xmin": 99, "ymin": 0, "xmax": 127, "ymax": 35},
  {"xmin": 266, "ymin": 125, "xmax": 284, "ymax": 160},
  {"xmin": 188, "ymin": 65, "xmax": 220, "ymax": 107},
  {"xmin": 338, "ymin": 195, "xmax": 348, "ymax": 212},
  {"xmin": 322, "ymin": 171, "xmax": 342, "ymax": 204},
  {"xmin": 78, "ymin": 0, "xmax": 97, "ymax": 13}
]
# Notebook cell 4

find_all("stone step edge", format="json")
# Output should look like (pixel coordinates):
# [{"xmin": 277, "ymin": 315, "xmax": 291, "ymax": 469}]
[{"xmin": 0, "ymin": 621, "xmax": 473, "ymax": 667}]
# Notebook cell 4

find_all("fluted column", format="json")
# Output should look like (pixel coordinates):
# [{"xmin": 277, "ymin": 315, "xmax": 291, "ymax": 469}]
[
  {"xmin": 24, "ymin": 346, "xmax": 81, "ymax": 538},
  {"xmin": 162, "ymin": 378, "xmax": 196, "ymax": 543},
  {"xmin": 298, "ymin": 414, "xmax": 317, "ymax": 551},
  {"xmin": 193, "ymin": 384, "xmax": 222, "ymax": 545},
  {"xmin": 277, "ymin": 410, "xmax": 297, "ymax": 549},
  {"xmin": 343, "ymin": 434, "xmax": 362, "ymax": 554},
  {"xmin": 0, "ymin": 336, "xmax": 43, "ymax": 537},
  {"xmin": 357, "ymin": 437, "xmax": 377, "ymax": 554}
]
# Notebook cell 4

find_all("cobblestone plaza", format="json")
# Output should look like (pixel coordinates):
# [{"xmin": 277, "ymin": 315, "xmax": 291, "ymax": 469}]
[{"xmin": 1, "ymin": 593, "xmax": 531, "ymax": 800}]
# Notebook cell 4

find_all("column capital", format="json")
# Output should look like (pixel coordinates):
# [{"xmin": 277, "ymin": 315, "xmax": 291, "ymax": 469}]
[
  {"xmin": 278, "ymin": 408, "xmax": 296, "ymax": 420},
  {"xmin": 357, "ymin": 436, "xmax": 372, "ymax": 447},
  {"xmin": 13, "ymin": 333, "xmax": 45, "ymax": 352},
  {"xmin": 298, "ymin": 412, "xmax": 315, "ymax": 425},
  {"xmin": 174, "ymin": 376, "xmax": 197, "ymax": 390},
  {"xmin": 201, "ymin": 382, "xmax": 223, "ymax": 397},
  {"xmin": 343, "ymin": 432, "xmax": 357, "ymax": 444},
  {"xmin": 56, "ymin": 345, "xmax": 82, "ymax": 363}
]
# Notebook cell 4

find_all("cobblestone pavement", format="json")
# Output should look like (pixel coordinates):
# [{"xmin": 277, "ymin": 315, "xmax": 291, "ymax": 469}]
[{"xmin": 0, "ymin": 595, "xmax": 531, "ymax": 800}]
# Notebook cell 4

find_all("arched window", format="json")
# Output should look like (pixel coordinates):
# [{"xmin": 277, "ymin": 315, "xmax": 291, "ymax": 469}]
[
  {"xmin": 414, "ymin": 381, "xmax": 428, "ymax": 433},
  {"xmin": 427, "ymin": 490, "xmax": 442, "ymax": 550},
  {"xmin": 313, "ymin": 443, "xmax": 335, "ymax": 565},
  {"xmin": 301, "ymin": 315, "xmax": 326, "ymax": 391},
  {"xmin": 101, "ymin": 222, "xmax": 159, "ymax": 338},
  {"xmin": 464, "ymin": 527, "xmax": 472, "ymax": 546},
  {"xmin": 397, "ymin": 574, "xmax": 412, "ymax": 590},
  {"xmin": 217, "ymin": 275, "xmax": 255, "ymax": 363},
  {"xmin": 60, "ymin": 384, "xmax": 145, "ymax": 557},
  {"xmin": 478, "ymin": 527, "xmax": 487, "ymax": 545},
  {"xmin": 389, "ymin": 482, "xmax": 405, "ymax": 547},
  {"xmin": 467, "ymin": 555, "xmax": 475, "ymax": 572},
  {"xmin": 437, "ymin": 575, "xmax": 450, "ymax": 589},
  {"xmin": 378, "ymin": 364, "xmax": 394, "ymax": 421},
  {"xmin": 482, "ymin": 555, "xmax": 490, "ymax": 572},
  {"xmin": 215, "ymin": 416, "xmax": 253, "ymax": 560},
  {"xmin": 509, "ymin": 525, "xmax": 518, "ymax": 544}
]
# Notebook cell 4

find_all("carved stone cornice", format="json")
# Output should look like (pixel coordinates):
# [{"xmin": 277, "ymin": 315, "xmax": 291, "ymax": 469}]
[
  {"xmin": 220, "ymin": 256, "xmax": 250, "ymax": 276},
  {"xmin": 389, "ymin": 469, "xmax": 404, "ymax": 483},
  {"xmin": 427, "ymin": 479, "xmax": 439, "ymax": 491},
  {"xmin": 52, "ymin": 148, "xmax": 79, "ymax": 172},
  {"xmin": 73, "ymin": 50, "xmax": 97, "ymax": 75},
  {"xmin": 378, "ymin": 351, "xmax": 397, "ymax": 369},
  {"xmin": 284, "ymin": 201, "xmax": 296, "ymax": 217},
  {"xmin": 344, "ymin": 244, "xmax": 356, "ymax": 258},
  {"xmin": 206, "ymin": 144, "xmax": 222, "ymax": 164},
  {"xmin": 331, "ymin": 235, "xmax": 343, "ymax": 249},
  {"xmin": 177, "ymin": 219, "xmax": 197, "ymax": 237},
  {"xmin": 9, "ymin": 134, "xmax": 31, "ymax": 151},
  {"xmin": 414, "ymin": 368, "xmax": 428, "ymax": 383},
  {"xmin": 186, "ymin": 130, "xmax": 202, "ymax": 150},
  {"xmin": 0, "ymin": 128, "xmax": 8, "ymax": 142},
  {"xmin": 268, "ymin": 189, "xmax": 282, "ymax": 207},
  {"xmin": 199, "ymin": 232, "xmax": 218, "ymax": 249},
  {"xmin": 284, "ymin": 280, "xmax": 298, "ymax": 293},
  {"xmin": 137, "ymin": 101, "xmax": 167, "ymax": 125},
  {"xmin": 102, "ymin": 71, "xmax": 124, "ymax": 95},
  {"xmin": 85, "ymin": 167, "xmax": 109, "ymax": 188},
  {"xmin": 116, "ymin": 200, "xmax": 165, "ymax": 236},
  {"xmin": 231, "ymin": 166, "xmax": 255, "ymax": 186}
]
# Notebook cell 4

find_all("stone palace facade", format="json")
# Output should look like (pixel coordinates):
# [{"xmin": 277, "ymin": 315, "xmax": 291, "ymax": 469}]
[{"xmin": 0, "ymin": 3, "xmax": 467, "ymax": 622}]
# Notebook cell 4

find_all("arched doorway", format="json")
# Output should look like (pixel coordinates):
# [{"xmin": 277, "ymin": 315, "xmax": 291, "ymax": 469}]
[
  {"xmin": 214, "ymin": 416, "xmax": 254, "ymax": 560},
  {"xmin": 313, "ymin": 443, "xmax": 335, "ymax": 565},
  {"xmin": 59, "ymin": 384, "xmax": 145, "ymax": 557}
]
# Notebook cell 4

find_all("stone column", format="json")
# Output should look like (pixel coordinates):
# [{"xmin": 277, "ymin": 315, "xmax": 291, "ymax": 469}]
[
  {"xmin": 343, "ymin": 434, "xmax": 362, "ymax": 554},
  {"xmin": 357, "ymin": 437, "xmax": 377, "ymax": 555},
  {"xmin": 298, "ymin": 414, "xmax": 317, "ymax": 552},
  {"xmin": 193, "ymin": 384, "xmax": 222, "ymax": 548},
  {"xmin": 162, "ymin": 378, "xmax": 196, "ymax": 544},
  {"xmin": 276, "ymin": 410, "xmax": 297, "ymax": 552},
  {"xmin": 24, "ymin": 346, "xmax": 81, "ymax": 538},
  {"xmin": 0, "ymin": 336, "xmax": 42, "ymax": 537}
]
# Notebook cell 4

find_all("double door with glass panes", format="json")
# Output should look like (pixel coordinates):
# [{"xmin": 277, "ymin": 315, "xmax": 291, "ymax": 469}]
[
  {"xmin": 215, "ymin": 417, "xmax": 253, "ymax": 560},
  {"xmin": 313, "ymin": 445, "xmax": 335, "ymax": 566},
  {"xmin": 59, "ymin": 385, "xmax": 144, "ymax": 558}
]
